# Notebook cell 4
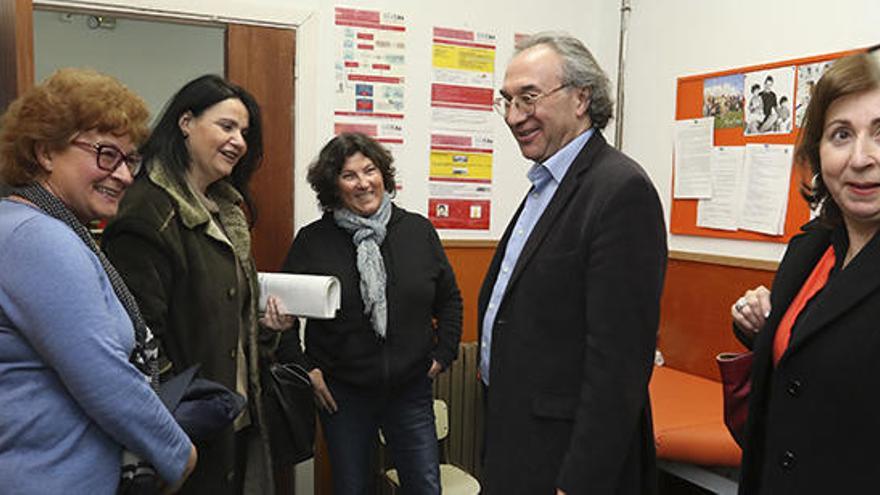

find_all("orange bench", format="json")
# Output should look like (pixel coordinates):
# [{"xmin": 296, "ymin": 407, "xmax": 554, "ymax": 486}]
[
  {"xmin": 647, "ymin": 255, "xmax": 774, "ymax": 493},
  {"xmin": 648, "ymin": 363, "xmax": 742, "ymax": 494},
  {"xmin": 649, "ymin": 365, "xmax": 740, "ymax": 467}
]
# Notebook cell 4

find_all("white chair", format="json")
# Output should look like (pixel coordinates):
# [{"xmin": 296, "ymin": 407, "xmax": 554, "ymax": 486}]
[{"xmin": 381, "ymin": 399, "xmax": 481, "ymax": 494}]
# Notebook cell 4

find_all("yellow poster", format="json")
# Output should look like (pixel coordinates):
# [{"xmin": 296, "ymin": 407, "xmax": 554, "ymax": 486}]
[
  {"xmin": 432, "ymin": 44, "xmax": 495, "ymax": 73},
  {"xmin": 429, "ymin": 150, "xmax": 492, "ymax": 180}
]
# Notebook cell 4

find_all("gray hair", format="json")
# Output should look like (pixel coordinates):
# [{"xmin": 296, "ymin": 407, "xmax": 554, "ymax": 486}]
[{"xmin": 516, "ymin": 31, "xmax": 613, "ymax": 130}]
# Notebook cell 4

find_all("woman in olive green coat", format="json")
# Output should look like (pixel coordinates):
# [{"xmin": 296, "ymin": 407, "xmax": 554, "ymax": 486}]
[{"xmin": 103, "ymin": 75, "xmax": 292, "ymax": 495}]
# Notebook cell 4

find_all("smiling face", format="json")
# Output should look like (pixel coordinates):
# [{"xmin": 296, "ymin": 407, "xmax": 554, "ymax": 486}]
[
  {"xmin": 337, "ymin": 152, "xmax": 386, "ymax": 216},
  {"xmin": 820, "ymin": 87, "xmax": 880, "ymax": 237},
  {"xmin": 501, "ymin": 44, "xmax": 590, "ymax": 163},
  {"xmin": 38, "ymin": 130, "xmax": 136, "ymax": 223},
  {"xmin": 179, "ymin": 97, "xmax": 249, "ymax": 191}
]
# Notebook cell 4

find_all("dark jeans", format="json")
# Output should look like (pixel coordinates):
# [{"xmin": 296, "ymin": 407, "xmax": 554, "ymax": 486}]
[{"xmin": 320, "ymin": 374, "xmax": 440, "ymax": 495}]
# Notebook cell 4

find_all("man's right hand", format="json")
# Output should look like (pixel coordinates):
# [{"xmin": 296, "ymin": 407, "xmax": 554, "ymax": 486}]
[{"xmin": 308, "ymin": 368, "xmax": 338, "ymax": 413}]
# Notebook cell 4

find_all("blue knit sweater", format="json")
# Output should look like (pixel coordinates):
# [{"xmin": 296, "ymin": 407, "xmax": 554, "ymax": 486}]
[{"xmin": 0, "ymin": 200, "xmax": 191, "ymax": 494}]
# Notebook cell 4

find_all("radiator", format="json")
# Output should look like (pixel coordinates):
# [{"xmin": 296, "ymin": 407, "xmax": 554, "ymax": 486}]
[{"xmin": 432, "ymin": 341, "xmax": 483, "ymax": 480}]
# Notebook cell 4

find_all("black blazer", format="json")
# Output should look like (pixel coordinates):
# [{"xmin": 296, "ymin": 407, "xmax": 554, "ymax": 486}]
[
  {"xmin": 739, "ymin": 222, "xmax": 880, "ymax": 494},
  {"xmin": 477, "ymin": 132, "xmax": 667, "ymax": 494}
]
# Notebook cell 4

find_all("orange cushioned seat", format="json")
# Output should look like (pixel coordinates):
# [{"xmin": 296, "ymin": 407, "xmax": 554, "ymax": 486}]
[{"xmin": 648, "ymin": 366, "xmax": 741, "ymax": 467}]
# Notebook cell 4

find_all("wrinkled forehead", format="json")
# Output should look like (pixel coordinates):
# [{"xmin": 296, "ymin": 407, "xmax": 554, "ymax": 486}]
[{"xmin": 501, "ymin": 45, "xmax": 563, "ymax": 96}]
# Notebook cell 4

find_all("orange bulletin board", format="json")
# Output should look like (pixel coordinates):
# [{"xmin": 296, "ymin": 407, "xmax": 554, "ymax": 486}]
[{"xmin": 670, "ymin": 47, "xmax": 863, "ymax": 243}]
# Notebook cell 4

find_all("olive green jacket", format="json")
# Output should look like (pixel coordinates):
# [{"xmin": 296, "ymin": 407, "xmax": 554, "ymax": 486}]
[{"xmin": 103, "ymin": 163, "xmax": 275, "ymax": 495}]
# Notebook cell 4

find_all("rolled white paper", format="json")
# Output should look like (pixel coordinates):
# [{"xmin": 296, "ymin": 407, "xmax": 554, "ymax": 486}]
[{"xmin": 258, "ymin": 272, "xmax": 341, "ymax": 319}]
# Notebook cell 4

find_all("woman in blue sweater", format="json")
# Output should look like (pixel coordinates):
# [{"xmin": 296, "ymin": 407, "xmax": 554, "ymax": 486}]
[{"xmin": 0, "ymin": 69, "xmax": 196, "ymax": 494}]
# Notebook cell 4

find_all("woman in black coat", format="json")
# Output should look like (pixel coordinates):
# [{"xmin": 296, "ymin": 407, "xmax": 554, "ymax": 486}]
[
  {"xmin": 731, "ymin": 52, "xmax": 880, "ymax": 494},
  {"xmin": 280, "ymin": 133, "xmax": 462, "ymax": 494}
]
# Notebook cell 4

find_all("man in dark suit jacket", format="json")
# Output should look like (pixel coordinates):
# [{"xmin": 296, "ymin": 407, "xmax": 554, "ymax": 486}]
[{"xmin": 478, "ymin": 32, "xmax": 667, "ymax": 494}]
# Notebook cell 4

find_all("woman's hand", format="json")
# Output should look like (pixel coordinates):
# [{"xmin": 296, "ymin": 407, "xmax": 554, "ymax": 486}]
[
  {"xmin": 732, "ymin": 285, "xmax": 771, "ymax": 335},
  {"xmin": 427, "ymin": 359, "xmax": 443, "ymax": 379},
  {"xmin": 163, "ymin": 443, "xmax": 197, "ymax": 494},
  {"xmin": 308, "ymin": 368, "xmax": 338, "ymax": 414},
  {"xmin": 259, "ymin": 295, "xmax": 296, "ymax": 331}
]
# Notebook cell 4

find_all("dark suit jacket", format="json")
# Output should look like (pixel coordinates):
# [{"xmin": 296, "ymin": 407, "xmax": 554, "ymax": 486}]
[
  {"xmin": 477, "ymin": 132, "xmax": 667, "ymax": 494},
  {"xmin": 739, "ymin": 222, "xmax": 880, "ymax": 494}
]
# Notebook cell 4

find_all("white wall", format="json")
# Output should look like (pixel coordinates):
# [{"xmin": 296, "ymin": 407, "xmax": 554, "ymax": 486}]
[{"xmin": 623, "ymin": 0, "xmax": 880, "ymax": 262}]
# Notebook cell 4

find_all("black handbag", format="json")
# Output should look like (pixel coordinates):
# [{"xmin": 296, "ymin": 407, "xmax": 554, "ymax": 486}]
[{"xmin": 262, "ymin": 362, "xmax": 316, "ymax": 465}]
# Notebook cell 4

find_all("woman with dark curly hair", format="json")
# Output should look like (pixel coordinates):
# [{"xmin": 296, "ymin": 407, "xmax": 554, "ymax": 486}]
[
  {"xmin": 731, "ymin": 51, "xmax": 880, "ymax": 494},
  {"xmin": 0, "ymin": 68, "xmax": 196, "ymax": 494},
  {"xmin": 280, "ymin": 132, "xmax": 462, "ymax": 493},
  {"xmin": 102, "ymin": 75, "xmax": 293, "ymax": 495}
]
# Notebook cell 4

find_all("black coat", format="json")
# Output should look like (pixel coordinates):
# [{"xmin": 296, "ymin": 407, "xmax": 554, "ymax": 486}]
[
  {"xmin": 739, "ymin": 222, "xmax": 880, "ymax": 494},
  {"xmin": 280, "ymin": 205, "xmax": 462, "ymax": 388},
  {"xmin": 477, "ymin": 132, "xmax": 667, "ymax": 495}
]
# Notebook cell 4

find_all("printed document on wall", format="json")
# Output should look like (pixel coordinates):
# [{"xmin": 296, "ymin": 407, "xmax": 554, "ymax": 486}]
[
  {"xmin": 738, "ymin": 144, "xmax": 794, "ymax": 235},
  {"xmin": 673, "ymin": 117, "xmax": 714, "ymax": 199},
  {"xmin": 334, "ymin": 6, "xmax": 407, "ymax": 166},
  {"xmin": 428, "ymin": 26, "xmax": 496, "ymax": 230},
  {"xmin": 428, "ymin": 132, "xmax": 493, "ymax": 230},
  {"xmin": 697, "ymin": 146, "xmax": 745, "ymax": 231},
  {"xmin": 334, "ymin": 7, "xmax": 406, "ymax": 119}
]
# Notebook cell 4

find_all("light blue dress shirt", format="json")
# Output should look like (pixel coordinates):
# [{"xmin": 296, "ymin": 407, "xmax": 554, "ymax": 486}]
[{"xmin": 480, "ymin": 128, "xmax": 594, "ymax": 385}]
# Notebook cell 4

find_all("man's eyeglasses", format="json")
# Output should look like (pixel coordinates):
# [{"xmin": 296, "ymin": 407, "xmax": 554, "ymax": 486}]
[
  {"xmin": 71, "ymin": 140, "xmax": 143, "ymax": 176},
  {"xmin": 493, "ymin": 84, "xmax": 570, "ymax": 117}
]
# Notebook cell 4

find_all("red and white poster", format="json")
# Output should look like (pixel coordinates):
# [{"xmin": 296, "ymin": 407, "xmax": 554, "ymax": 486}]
[
  {"xmin": 428, "ymin": 132, "xmax": 492, "ymax": 230},
  {"xmin": 428, "ymin": 26, "xmax": 496, "ymax": 230},
  {"xmin": 334, "ymin": 5, "xmax": 407, "ymax": 167},
  {"xmin": 334, "ymin": 7, "xmax": 406, "ymax": 120}
]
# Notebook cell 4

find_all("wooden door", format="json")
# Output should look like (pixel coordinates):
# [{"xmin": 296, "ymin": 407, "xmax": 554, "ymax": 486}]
[
  {"xmin": 0, "ymin": 0, "xmax": 33, "ymax": 112},
  {"xmin": 226, "ymin": 24, "xmax": 295, "ymax": 272},
  {"xmin": 0, "ymin": 0, "xmax": 32, "ymax": 195}
]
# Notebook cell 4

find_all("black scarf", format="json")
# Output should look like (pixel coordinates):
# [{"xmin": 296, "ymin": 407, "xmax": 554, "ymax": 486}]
[{"xmin": 13, "ymin": 183, "xmax": 159, "ymax": 389}]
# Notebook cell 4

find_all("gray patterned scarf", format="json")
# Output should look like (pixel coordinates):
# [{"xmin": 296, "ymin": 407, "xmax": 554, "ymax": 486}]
[
  {"xmin": 14, "ymin": 183, "xmax": 159, "ymax": 388},
  {"xmin": 333, "ymin": 193, "xmax": 392, "ymax": 339}
]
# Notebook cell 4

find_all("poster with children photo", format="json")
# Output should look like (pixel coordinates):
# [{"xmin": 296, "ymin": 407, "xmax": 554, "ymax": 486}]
[{"xmin": 743, "ymin": 66, "xmax": 795, "ymax": 136}]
